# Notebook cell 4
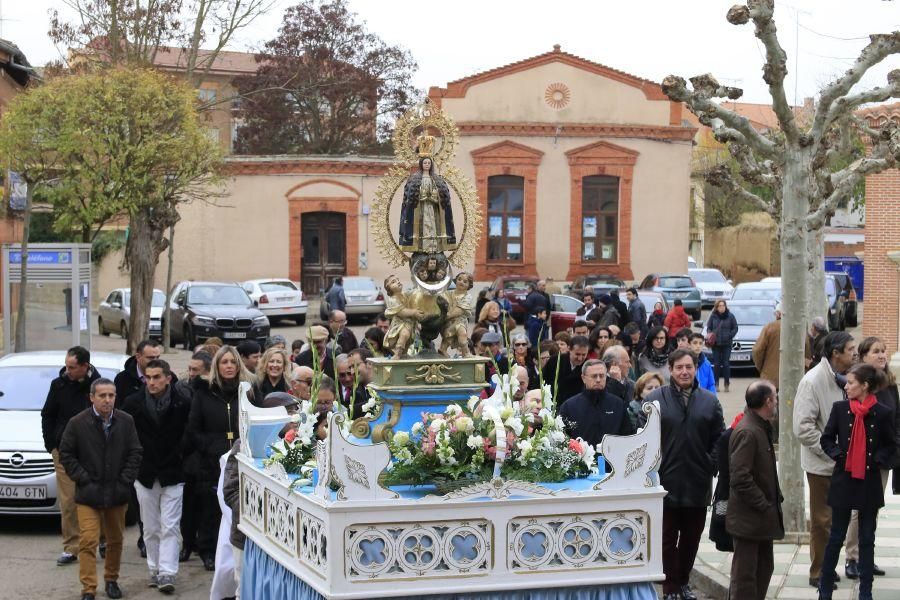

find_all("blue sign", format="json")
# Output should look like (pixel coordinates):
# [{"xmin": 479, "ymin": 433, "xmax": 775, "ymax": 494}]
[{"xmin": 9, "ymin": 251, "xmax": 71, "ymax": 264}]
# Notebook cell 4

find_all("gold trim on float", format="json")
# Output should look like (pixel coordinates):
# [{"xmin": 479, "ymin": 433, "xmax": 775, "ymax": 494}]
[{"xmin": 371, "ymin": 400, "xmax": 402, "ymax": 444}]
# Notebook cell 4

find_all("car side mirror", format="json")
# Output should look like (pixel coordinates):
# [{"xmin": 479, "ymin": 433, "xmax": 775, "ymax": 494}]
[
  {"xmin": 111, "ymin": 301, "xmax": 121, "ymax": 309},
  {"xmin": 253, "ymin": 300, "xmax": 259, "ymax": 307}
]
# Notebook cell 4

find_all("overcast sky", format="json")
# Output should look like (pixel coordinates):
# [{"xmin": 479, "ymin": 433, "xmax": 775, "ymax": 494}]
[{"xmin": 5, "ymin": 0, "xmax": 899, "ymax": 106}]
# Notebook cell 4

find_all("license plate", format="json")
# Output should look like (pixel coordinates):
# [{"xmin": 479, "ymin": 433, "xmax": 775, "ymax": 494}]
[
  {"xmin": 223, "ymin": 331, "xmax": 247, "ymax": 339},
  {"xmin": 277, "ymin": 296, "xmax": 292, "ymax": 303},
  {"xmin": 733, "ymin": 352, "xmax": 750, "ymax": 362},
  {"xmin": 0, "ymin": 485, "xmax": 47, "ymax": 499}
]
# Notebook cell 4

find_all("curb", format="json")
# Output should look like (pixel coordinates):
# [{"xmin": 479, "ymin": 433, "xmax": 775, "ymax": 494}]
[{"xmin": 691, "ymin": 563, "xmax": 730, "ymax": 600}]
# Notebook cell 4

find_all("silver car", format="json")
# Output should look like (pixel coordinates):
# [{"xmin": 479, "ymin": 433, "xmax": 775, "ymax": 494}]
[
  {"xmin": 98, "ymin": 288, "xmax": 166, "ymax": 339},
  {"xmin": 0, "ymin": 351, "xmax": 127, "ymax": 515},
  {"xmin": 342, "ymin": 276, "xmax": 386, "ymax": 320},
  {"xmin": 242, "ymin": 279, "xmax": 308, "ymax": 325}
]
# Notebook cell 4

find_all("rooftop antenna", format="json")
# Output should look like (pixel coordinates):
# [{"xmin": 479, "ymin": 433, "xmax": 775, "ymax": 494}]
[{"xmin": 781, "ymin": 2, "xmax": 812, "ymax": 106}]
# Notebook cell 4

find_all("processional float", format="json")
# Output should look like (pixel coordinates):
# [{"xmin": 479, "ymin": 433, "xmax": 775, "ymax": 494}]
[{"xmin": 236, "ymin": 100, "xmax": 665, "ymax": 599}]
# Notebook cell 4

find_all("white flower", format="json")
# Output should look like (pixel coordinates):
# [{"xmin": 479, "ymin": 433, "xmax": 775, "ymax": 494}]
[
  {"xmin": 500, "ymin": 405, "xmax": 514, "ymax": 420},
  {"xmin": 296, "ymin": 421, "xmax": 315, "ymax": 446},
  {"xmin": 411, "ymin": 422, "xmax": 424, "ymax": 435},
  {"xmin": 578, "ymin": 438, "xmax": 597, "ymax": 467},
  {"xmin": 437, "ymin": 445, "xmax": 457, "ymax": 466},
  {"xmin": 467, "ymin": 396, "xmax": 480, "ymax": 412},
  {"xmin": 362, "ymin": 397, "xmax": 378, "ymax": 413},
  {"xmin": 525, "ymin": 413, "xmax": 535, "ymax": 424},
  {"xmin": 549, "ymin": 430, "xmax": 566, "ymax": 445},
  {"xmin": 466, "ymin": 434, "xmax": 484, "ymax": 449},
  {"xmin": 445, "ymin": 404, "xmax": 463, "ymax": 416},
  {"xmin": 554, "ymin": 416, "xmax": 566, "ymax": 431},
  {"xmin": 290, "ymin": 413, "xmax": 302, "ymax": 424},
  {"xmin": 395, "ymin": 448, "xmax": 413, "ymax": 464},
  {"xmin": 455, "ymin": 416, "xmax": 474, "ymax": 433},
  {"xmin": 428, "ymin": 418, "xmax": 446, "ymax": 433},
  {"xmin": 272, "ymin": 439, "xmax": 287, "ymax": 455},
  {"xmin": 518, "ymin": 439, "xmax": 533, "ymax": 455},
  {"xmin": 505, "ymin": 417, "xmax": 525, "ymax": 437},
  {"xmin": 393, "ymin": 431, "xmax": 410, "ymax": 446},
  {"xmin": 483, "ymin": 406, "xmax": 500, "ymax": 422},
  {"xmin": 538, "ymin": 407, "xmax": 553, "ymax": 422}
]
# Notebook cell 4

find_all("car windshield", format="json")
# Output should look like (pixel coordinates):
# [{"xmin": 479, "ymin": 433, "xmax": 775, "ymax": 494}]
[
  {"xmin": 690, "ymin": 270, "xmax": 726, "ymax": 283},
  {"xmin": 151, "ymin": 291, "xmax": 166, "ymax": 307},
  {"xmin": 187, "ymin": 285, "xmax": 249, "ymax": 305},
  {"xmin": 825, "ymin": 278, "xmax": 837, "ymax": 301},
  {"xmin": 584, "ymin": 277, "xmax": 624, "ymax": 287},
  {"xmin": 260, "ymin": 281, "xmax": 297, "ymax": 292},
  {"xmin": 553, "ymin": 295, "xmax": 582, "ymax": 313},
  {"xmin": 732, "ymin": 286, "xmax": 780, "ymax": 301},
  {"xmin": 729, "ymin": 305, "xmax": 776, "ymax": 326},
  {"xmin": 0, "ymin": 366, "xmax": 119, "ymax": 410},
  {"xmin": 343, "ymin": 279, "xmax": 376, "ymax": 292},
  {"xmin": 502, "ymin": 280, "xmax": 534, "ymax": 290},
  {"xmin": 658, "ymin": 277, "xmax": 693, "ymax": 289}
]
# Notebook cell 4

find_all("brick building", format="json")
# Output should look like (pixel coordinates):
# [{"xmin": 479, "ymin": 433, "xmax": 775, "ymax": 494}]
[{"xmin": 861, "ymin": 103, "xmax": 900, "ymax": 369}]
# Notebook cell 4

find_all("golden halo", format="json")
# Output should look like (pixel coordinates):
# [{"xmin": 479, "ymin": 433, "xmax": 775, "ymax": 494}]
[
  {"xmin": 391, "ymin": 99, "xmax": 458, "ymax": 167},
  {"xmin": 545, "ymin": 82, "xmax": 571, "ymax": 110}
]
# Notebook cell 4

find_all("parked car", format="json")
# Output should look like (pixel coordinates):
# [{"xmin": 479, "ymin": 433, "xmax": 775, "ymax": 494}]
[
  {"xmin": 700, "ymin": 300, "xmax": 777, "ymax": 369},
  {"xmin": 688, "ymin": 256, "xmax": 698, "ymax": 269},
  {"xmin": 165, "ymin": 281, "xmax": 270, "ymax": 349},
  {"xmin": 341, "ymin": 276, "xmax": 386, "ymax": 321},
  {"xmin": 550, "ymin": 293, "xmax": 583, "ymax": 335},
  {"xmin": 827, "ymin": 271, "xmax": 858, "ymax": 327},
  {"xmin": 486, "ymin": 275, "xmax": 539, "ymax": 321},
  {"xmin": 637, "ymin": 273, "xmax": 702, "ymax": 319},
  {"xmin": 637, "ymin": 290, "xmax": 671, "ymax": 317},
  {"xmin": 744, "ymin": 276, "xmax": 847, "ymax": 331},
  {"xmin": 242, "ymin": 279, "xmax": 308, "ymax": 325},
  {"xmin": 730, "ymin": 281, "xmax": 782, "ymax": 303},
  {"xmin": 565, "ymin": 275, "xmax": 627, "ymax": 300},
  {"xmin": 98, "ymin": 288, "xmax": 166, "ymax": 340},
  {"xmin": 688, "ymin": 268, "xmax": 734, "ymax": 307},
  {"xmin": 0, "ymin": 351, "xmax": 127, "ymax": 516}
]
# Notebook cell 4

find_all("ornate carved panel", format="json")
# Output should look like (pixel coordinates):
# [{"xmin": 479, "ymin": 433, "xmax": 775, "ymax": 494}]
[
  {"xmin": 507, "ymin": 511, "xmax": 648, "ymax": 572},
  {"xmin": 299, "ymin": 510, "xmax": 328, "ymax": 576},
  {"xmin": 240, "ymin": 473, "xmax": 264, "ymax": 531},
  {"xmin": 344, "ymin": 519, "xmax": 492, "ymax": 581},
  {"xmin": 265, "ymin": 490, "xmax": 297, "ymax": 556}
]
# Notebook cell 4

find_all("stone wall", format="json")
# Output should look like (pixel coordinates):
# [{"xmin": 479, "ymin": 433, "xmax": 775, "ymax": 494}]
[{"xmin": 704, "ymin": 212, "xmax": 779, "ymax": 283}]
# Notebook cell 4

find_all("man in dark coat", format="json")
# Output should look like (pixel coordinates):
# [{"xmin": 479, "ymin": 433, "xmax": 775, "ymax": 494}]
[
  {"xmin": 324, "ymin": 276, "xmax": 347, "ymax": 312},
  {"xmin": 294, "ymin": 325, "xmax": 336, "ymax": 376},
  {"xmin": 625, "ymin": 287, "xmax": 647, "ymax": 338},
  {"xmin": 559, "ymin": 359, "xmax": 634, "ymax": 448},
  {"xmin": 727, "ymin": 380, "xmax": 784, "ymax": 600},
  {"xmin": 113, "ymin": 339, "xmax": 162, "ymax": 408},
  {"xmin": 609, "ymin": 289, "xmax": 630, "ymax": 328},
  {"xmin": 644, "ymin": 349, "xmax": 725, "ymax": 600},
  {"xmin": 40, "ymin": 345, "xmax": 101, "ymax": 566},
  {"xmin": 59, "ymin": 378, "xmax": 142, "ymax": 600},
  {"xmin": 523, "ymin": 281, "xmax": 551, "ymax": 318},
  {"xmin": 542, "ymin": 336, "xmax": 590, "ymax": 408},
  {"xmin": 328, "ymin": 309, "xmax": 359, "ymax": 354},
  {"xmin": 122, "ymin": 359, "xmax": 190, "ymax": 593}
]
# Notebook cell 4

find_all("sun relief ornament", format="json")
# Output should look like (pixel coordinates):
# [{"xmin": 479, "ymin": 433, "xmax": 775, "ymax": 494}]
[{"xmin": 545, "ymin": 82, "xmax": 571, "ymax": 110}]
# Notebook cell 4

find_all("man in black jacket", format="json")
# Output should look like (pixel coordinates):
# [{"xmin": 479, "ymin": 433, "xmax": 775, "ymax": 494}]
[
  {"xmin": 542, "ymin": 335, "xmax": 590, "ymax": 407},
  {"xmin": 644, "ymin": 349, "xmax": 725, "ymax": 600},
  {"xmin": 59, "ymin": 378, "xmax": 142, "ymax": 600},
  {"xmin": 113, "ymin": 339, "xmax": 161, "ymax": 408},
  {"xmin": 559, "ymin": 360, "xmax": 634, "ymax": 448},
  {"xmin": 122, "ymin": 359, "xmax": 190, "ymax": 594},
  {"xmin": 523, "ymin": 281, "xmax": 551, "ymax": 319},
  {"xmin": 40, "ymin": 346, "xmax": 101, "ymax": 566}
]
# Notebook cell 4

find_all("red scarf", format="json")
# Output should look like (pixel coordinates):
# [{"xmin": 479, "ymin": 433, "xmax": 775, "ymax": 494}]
[{"xmin": 846, "ymin": 394, "xmax": 877, "ymax": 480}]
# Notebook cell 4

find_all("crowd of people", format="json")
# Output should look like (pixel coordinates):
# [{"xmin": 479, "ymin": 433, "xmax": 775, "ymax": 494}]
[{"xmin": 38, "ymin": 283, "xmax": 899, "ymax": 600}]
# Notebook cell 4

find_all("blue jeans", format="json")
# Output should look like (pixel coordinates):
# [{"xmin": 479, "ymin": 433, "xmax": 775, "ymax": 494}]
[
  {"xmin": 819, "ymin": 506, "xmax": 877, "ymax": 597},
  {"xmin": 711, "ymin": 345, "xmax": 732, "ymax": 385}
]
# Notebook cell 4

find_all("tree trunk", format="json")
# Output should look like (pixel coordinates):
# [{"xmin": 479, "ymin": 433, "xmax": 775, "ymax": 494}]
[
  {"xmin": 13, "ymin": 185, "xmax": 34, "ymax": 352},
  {"xmin": 806, "ymin": 228, "xmax": 828, "ymax": 329},
  {"xmin": 162, "ymin": 222, "xmax": 175, "ymax": 353},
  {"xmin": 125, "ymin": 207, "xmax": 166, "ymax": 355},
  {"xmin": 778, "ymin": 146, "xmax": 812, "ymax": 538}
]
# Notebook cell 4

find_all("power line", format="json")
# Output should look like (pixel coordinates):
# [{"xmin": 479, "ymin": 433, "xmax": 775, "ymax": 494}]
[{"xmin": 798, "ymin": 23, "xmax": 876, "ymax": 41}]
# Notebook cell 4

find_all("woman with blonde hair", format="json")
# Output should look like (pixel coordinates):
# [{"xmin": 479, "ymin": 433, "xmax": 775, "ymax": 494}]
[
  {"xmin": 256, "ymin": 347, "xmax": 291, "ymax": 399},
  {"xmin": 475, "ymin": 300, "xmax": 515, "ymax": 347},
  {"xmin": 629, "ymin": 371, "xmax": 666, "ymax": 429}
]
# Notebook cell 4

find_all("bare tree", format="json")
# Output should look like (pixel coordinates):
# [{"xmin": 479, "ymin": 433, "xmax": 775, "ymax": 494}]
[{"xmin": 662, "ymin": 1, "xmax": 899, "ymax": 535}]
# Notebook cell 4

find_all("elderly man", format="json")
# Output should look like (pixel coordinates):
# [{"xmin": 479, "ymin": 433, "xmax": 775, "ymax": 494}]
[
  {"xmin": 794, "ymin": 331, "xmax": 857, "ymax": 590},
  {"xmin": 59, "ymin": 378, "xmax": 142, "ymax": 600},
  {"xmin": 645, "ymin": 349, "xmax": 725, "ymax": 600},
  {"xmin": 294, "ymin": 325, "xmax": 335, "ymax": 375},
  {"xmin": 806, "ymin": 316, "xmax": 829, "ymax": 370},
  {"xmin": 753, "ymin": 304, "xmax": 783, "ymax": 387},
  {"xmin": 727, "ymin": 380, "xmax": 784, "ymax": 600},
  {"xmin": 290, "ymin": 366, "xmax": 315, "ymax": 401},
  {"xmin": 335, "ymin": 354, "xmax": 368, "ymax": 416},
  {"xmin": 559, "ymin": 359, "xmax": 634, "ymax": 448},
  {"xmin": 602, "ymin": 345, "xmax": 635, "ymax": 405},
  {"xmin": 328, "ymin": 310, "xmax": 358, "ymax": 354},
  {"xmin": 348, "ymin": 347, "xmax": 374, "ymax": 385}
]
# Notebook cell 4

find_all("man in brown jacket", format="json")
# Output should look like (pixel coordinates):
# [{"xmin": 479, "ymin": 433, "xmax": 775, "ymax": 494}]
[
  {"xmin": 727, "ymin": 380, "xmax": 784, "ymax": 600},
  {"xmin": 752, "ymin": 304, "xmax": 782, "ymax": 387}
]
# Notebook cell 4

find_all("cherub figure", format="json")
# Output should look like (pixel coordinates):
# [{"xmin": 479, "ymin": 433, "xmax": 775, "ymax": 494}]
[
  {"xmin": 439, "ymin": 272, "xmax": 474, "ymax": 357},
  {"xmin": 382, "ymin": 274, "xmax": 424, "ymax": 359}
]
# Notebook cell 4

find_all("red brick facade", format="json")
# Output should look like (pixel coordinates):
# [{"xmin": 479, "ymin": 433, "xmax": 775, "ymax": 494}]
[
  {"xmin": 565, "ymin": 141, "xmax": 638, "ymax": 281},
  {"xmin": 470, "ymin": 141, "xmax": 544, "ymax": 281}
]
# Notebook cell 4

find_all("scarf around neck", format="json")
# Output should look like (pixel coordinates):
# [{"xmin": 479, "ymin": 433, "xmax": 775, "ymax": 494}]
[
  {"xmin": 645, "ymin": 346, "xmax": 669, "ymax": 368},
  {"xmin": 846, "ymin": 394, "xmax": 877, "ymax": 480}
]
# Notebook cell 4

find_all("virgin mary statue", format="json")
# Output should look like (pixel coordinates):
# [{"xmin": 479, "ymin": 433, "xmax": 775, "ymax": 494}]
[{"xmin": 398, "ymin": 156, "xmax": 457, "ymax": 253}]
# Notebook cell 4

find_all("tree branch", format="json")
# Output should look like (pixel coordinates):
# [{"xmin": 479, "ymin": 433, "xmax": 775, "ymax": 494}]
[{"xmin": 706, "ymin": 163, "xmax": 776, "ymax": 215}]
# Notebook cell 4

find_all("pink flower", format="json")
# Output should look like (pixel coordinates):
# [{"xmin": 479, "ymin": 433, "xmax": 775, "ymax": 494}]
[
  {"xmin": 422, "ymin": 430, "xmax": 437, "ymax": 456},
  {"xmin": 484, "ymin": 438, "xmax": 496, "ymax": 459},
  {"xmin": 283, "ymin": 429, "xmax": 297, "ymax": 444},
  {"xmin": 568, "ymin": 439, "xmax": 583, "ymax": 454}
]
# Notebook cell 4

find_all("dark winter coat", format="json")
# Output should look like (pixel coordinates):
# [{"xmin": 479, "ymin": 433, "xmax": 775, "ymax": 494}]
[
  {"xmin": 707, "ymin": 309, "xmax": 739, "ymax": 348},
  {"xmin": 58, "ymin": 408, "xmax": 142, "ymax": 508},
  {"xmin": 542, "ymin": 353, "xmax": 585, "ymax": 408},
  {"xmin": 330, "ymin": 327, "xmax": 359, "ymax": 355},
  {"xmin": 709, "ymin": 426, "xmax": 736, "ymax": 552},
  {"xmin": 875, "ymin": 383, "xmax": 900, "ymax": 470},
  {"xmin": 185, "ymin": 378, "xmax": 241, "ymax": 483},
  {"xmin": 596, "ymin": 306, "xmax": 620, "ymax": 330},
  {"xmin": 122, "ymin": 385, "xmax": 191, "ymax": 488},
  {"xmin": 114, "ymin": 355, "xmax": 144, "ymax": 409},
  {"xmin": 648, "ymin": 310, "xmax": 667, "ymax": 329},
  {"xmin": 40, "ymin": 366, "xmax": 102, "ymax": 452},
  {"xmin": 523, "ymin": 290, "xmax": 551, "ymax": 317},
  {"xmin": 222, "ymin": 440, "xmax": 244, "ymax": 549},
  {"xmin": 628, "ymin": 298, "xmax": 648, "ymax": 336},
  {"xmin": 559, "ymin": 389, "xmax": 634, "ymax": 448},
  {"xmin": 820, "ymin": 399, "xmax": 896, "ymax": 510},
  {"xmin": 610, "ymin": 295, "xmax": 629, "ymax": 328},
  {"xmin": 294, "ymin": 348, "xmax": 335, "ymax": 378},
  {"xmin": 644, "ymin": 382, "xmax": 725, "ymax": 508},
  {"xmin": 726, "ymin": 409, "xmax": 785, "ymax": 541},
  {"xmin": 324, "ymin": 281, "xmax": 346, "ymax": 312}
]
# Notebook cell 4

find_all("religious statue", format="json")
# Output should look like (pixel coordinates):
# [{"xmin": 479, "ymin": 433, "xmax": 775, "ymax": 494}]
[
  {"xmin": 398, "ymin": 157, "xmax": 457, "ymax": 253},
  {"xmin": 439, "ymin": 272, "xmax": 475, "ymax": 357},
  {"xmin": 416, "ymin": 131, "xmax": 436, "ymax": 158},
  {"xmin": 382, "ymin": 274, "xmax": 423, "ymax": 359}
]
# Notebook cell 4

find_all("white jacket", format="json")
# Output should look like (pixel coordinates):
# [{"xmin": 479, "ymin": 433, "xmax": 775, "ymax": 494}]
[{"xmin": 793, "ymin": 359, "xmax": 844, "ymax": 476}]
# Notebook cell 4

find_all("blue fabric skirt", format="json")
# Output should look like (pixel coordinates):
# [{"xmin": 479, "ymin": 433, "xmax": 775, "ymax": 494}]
[{"xmin": 241, "ymin": 538, "xmax": 657, "ymax": 600}]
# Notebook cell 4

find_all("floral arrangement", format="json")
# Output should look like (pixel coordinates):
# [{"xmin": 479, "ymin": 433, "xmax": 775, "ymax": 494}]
[
  {"xmin": 383, "ymin": 376, "xmax": 597, "ymax": 487},
  {"xmin": 262, "ymin": 398, "xmax": 318, "ymax": 488}
]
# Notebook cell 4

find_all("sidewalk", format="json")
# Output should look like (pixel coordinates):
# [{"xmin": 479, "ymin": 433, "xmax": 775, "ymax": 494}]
[{"xmin": 693, "ymin": 472, "xmax": 900, "ymax": 599}]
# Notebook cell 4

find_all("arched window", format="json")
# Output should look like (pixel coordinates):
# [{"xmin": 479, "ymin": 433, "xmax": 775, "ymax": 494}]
[
  {"xmin": 581, "ymin": 175, "xmax": 619, "ymax": 262},
  {"xmin": 486, "ymin": 175, "xmax": 524, "ymax": 263}
]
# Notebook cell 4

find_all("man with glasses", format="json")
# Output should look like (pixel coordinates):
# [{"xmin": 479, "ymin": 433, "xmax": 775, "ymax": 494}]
[
  {"xmin": 335, "ymin": 354, "xmax": 367, "ymax": 416},
  {"xmin": 328, "ymin": 309, "xmax": 358, "ymax": 354},
  {"xmin": 559, "ymin": 359, "xmax": 634, "ymax": 448},
  {"xmin": 542, "ymin": 335, "xmax": 591, "ymax": 407},
  {"xmin": 289, "ymin": 366, "xmax": 315, "ymax": 402}
]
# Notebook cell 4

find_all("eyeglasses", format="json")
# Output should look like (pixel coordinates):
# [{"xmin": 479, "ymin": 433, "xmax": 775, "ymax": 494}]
[
  {"xmin": 337, "ymin": 371, "xmax": 353, "ymax": 377},
  {"xmin": 293, "ymin": 379, "xmax": 313, "ymax": 385},
  {"xmin": 514, "ymin": 342, "xmax": 528, "ymax": 347}
]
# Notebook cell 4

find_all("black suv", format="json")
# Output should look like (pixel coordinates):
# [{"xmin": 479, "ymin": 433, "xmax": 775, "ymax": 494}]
[
  {"xmin": 826, "ymin": 271, "xmax": 858, "ymax": 327},
  {"xmin": 165, "ymin": 281, "xmax": 270, "ymax": 349}
]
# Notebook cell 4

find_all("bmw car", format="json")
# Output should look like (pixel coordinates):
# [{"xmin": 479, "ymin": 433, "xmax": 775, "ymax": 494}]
[
  {"xmin": 700, "ymin": 300, "xmax": 777, "ymax": 369},
  {"xmin": 0, "ymin": 351, "xmax": 127, "ymax": 515}
]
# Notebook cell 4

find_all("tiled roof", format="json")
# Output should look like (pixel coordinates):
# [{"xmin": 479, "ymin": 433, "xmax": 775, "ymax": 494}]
[{"xmin": 152, "ymin": 46, "xmax": 259, "ymax": 74}]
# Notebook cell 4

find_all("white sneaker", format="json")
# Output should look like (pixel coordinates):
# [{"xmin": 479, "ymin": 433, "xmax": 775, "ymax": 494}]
[
  {"xmin": 157, "ymin": 575, "xmax": 175, "ymax": 594},
  {"xmin": 148, "ymin": 573, "xmax": 159, "ymax": 587}
]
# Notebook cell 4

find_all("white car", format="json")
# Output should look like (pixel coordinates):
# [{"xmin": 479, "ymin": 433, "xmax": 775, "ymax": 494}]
[
  {"xmin": 98, "ymin": 288, "xmax": 166, "ymax": 339},
  {"xmin": 689, "ymin": 268, "xmax": 734, "ymax": 307},
  {"xmin": 242, "ymin": 279, "xmax": 308, "ymax": 325},
  {"xmin": 341, "ymin": 276, "xmax": 386, "ymax": 320},
  {"xmin": 0, "ymin": 351, "xmax": 127, "ymax": 515}
]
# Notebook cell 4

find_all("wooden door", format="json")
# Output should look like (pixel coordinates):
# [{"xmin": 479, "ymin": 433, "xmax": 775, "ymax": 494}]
[{"xmin": 301, "ymin": 212, "xmax": 346, "ymax": 296}]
